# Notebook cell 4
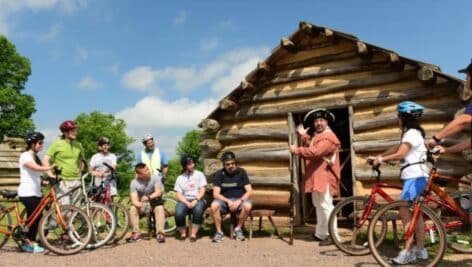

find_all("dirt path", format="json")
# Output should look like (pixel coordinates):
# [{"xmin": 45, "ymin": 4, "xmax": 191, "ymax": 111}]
[{"xmin": 1, "ymin": 234, "xmax": 471, "ymax": 267}]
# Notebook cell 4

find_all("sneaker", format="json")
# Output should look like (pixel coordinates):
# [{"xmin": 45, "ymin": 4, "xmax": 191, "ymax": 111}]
[
  {"xmin": 21, "ymin": 243, "xmax": 45, "ymax": 253},
  {"xmin": 126, "ymin": 232, "xmax": 142, "ymax": 243},
  {"xmin": 319, "ymin": 237, "xmax": 333, "ymax": 246},
  {"xmin": 233, "ymin": 228, "xmax": 245, "ymax": 241},
  {"xmin": 212, "ymin": 231, "xmax": 225, "ymax": 243},
  {"xmin": 392, "ymin": 249, "xmax": 416, "ymax": 265},
  {"xmin": 189, "ymin": 236, "xmax": 197, "ymax": 243},
  {"xmin": 156, "ymin": 232, "xmax": 166, "ymax": 243},
  {"xmin": 413, "ymin": 247, "xmax": 428, "ymax": 260}
]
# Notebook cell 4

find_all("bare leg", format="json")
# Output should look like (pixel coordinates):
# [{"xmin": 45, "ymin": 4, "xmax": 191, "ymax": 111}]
[
  {"xmin": 236, "ymin": 202, "xmax": 252, "ymax": 229},
  {"xmin": 211, "ymin": 202, "xmax": 222, "ymax": 233}
]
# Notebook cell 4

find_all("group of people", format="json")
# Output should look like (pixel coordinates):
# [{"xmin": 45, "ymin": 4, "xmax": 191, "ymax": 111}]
[
  {"xmin": 14, "ymin": 59, "xmax": 472, "ymax": 259},
  {"xmin": 126, "ymin": 134, "xmax": 253, "ymax": 244}
]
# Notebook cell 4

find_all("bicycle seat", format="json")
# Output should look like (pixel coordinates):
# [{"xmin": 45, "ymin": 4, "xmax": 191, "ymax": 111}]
[{"xmin": 0, "ymin": 189, "xmax": 18, "ymax": 199}]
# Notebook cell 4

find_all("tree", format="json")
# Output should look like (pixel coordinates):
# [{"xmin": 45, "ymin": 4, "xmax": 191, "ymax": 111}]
[
  {"xmin": 0, "ymin": 35, "xmax": 35, "ymax": 139},
  {"xmin": 164, "ymin": 129, "xmax": 202, "ymax": 191},
  {"xmin": 74, "ymin": 111, "xmax": 135, "ymax": 194}
]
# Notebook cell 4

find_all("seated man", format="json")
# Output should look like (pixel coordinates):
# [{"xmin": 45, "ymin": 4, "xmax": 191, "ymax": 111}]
[
  {"xmin": 126, "ymin": 163, "xmax": 166, "ymax": 243},
  {"xmin": 210, "ymin": 151, "xmax": 253, "ymax": 242}
]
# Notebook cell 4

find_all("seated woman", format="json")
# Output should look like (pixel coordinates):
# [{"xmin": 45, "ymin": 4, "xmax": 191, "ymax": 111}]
[{"xmin": 174, "ymin": 154, "xmax": 207, "ymax": 242}]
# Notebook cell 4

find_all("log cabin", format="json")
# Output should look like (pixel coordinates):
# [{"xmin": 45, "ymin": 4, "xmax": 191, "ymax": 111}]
[
  {"xmin": 199, "ymin": 21, "xmax": 471, "ymax": 225},
  {"xmin": 0, "ymin": 137, "xmax": 25, "ymax": 191}
]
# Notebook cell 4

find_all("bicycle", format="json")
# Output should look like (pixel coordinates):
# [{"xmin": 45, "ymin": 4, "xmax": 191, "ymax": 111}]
[
  {"xmin": 328, "ymin": 163, "xmax": 402, "ymax": 256},
  {"xmin": 56, "ymin": 171, "xmax": 117, "ymax": 249},
  {"xmin": 368, "ymin": 150, "xmax": 471, "ymax": 266},
  {"xmin": 0, "ymin": 174, "xmax": 93, "ymax": 255},
  {"xmin": 89, "ymin": 162, "xmax": 130, "ymax": 244}
]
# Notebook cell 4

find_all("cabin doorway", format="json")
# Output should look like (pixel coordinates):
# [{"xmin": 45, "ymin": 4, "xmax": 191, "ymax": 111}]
[{"xmin": 291, "ymin": 107, "xmax": 353, "ymax": 224}]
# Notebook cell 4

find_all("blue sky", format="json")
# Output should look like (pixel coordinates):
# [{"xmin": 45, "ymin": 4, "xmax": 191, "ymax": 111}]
[{"xmin": 1, "ymin": 0, "xmax": 471, "ymax": 158}]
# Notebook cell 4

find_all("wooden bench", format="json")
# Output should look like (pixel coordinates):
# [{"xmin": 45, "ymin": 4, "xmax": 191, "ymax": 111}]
[{"xmin": 248, "ymin": 209, "xmax": 281, "ymax": 240}]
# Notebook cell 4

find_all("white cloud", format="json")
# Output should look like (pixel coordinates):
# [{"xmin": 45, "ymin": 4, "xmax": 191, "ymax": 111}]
[
  {"xmin": 75, "ymin": 46, "xmax": 89, "ymax": 62},
  {"xmin": 201, "ymin": 37, "xmax": 219, "ymax": 51},
  {"xmin": 110, "ymin": 63, "xmax": 120, "ymax": 75},
  {"xmin": 116, "ymin": 96, "xmax": 216, "ymax": 129},
  {"xmin": 121, "ymin": 47, "xmax": 269, "ymax": 94},
  {"xmin": 0, "ymin": 0, "xmax": 87, "ymax": 36},
  {"xmin": 76, "ymin": 75, "xmax": 102, "ymax": 89},
  {"xmin": 212, "ymin": 57, "xmax": 260, "ymax": 97},
  {"xmin": 173, "ymin": 10, "xmax": 186, "ymax": 25},
  {"xmin": 39, "ymin": 23, "xmax": 61, "ymax": 42}
]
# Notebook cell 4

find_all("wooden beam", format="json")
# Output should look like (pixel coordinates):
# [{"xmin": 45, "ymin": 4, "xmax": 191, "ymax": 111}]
[
  {"xmin": 240, "ymin": 80, "xmax": 255, "ymax": 91},
  {"xmin": 353, "ymin": 106, "xmax": 456, "ymax": 132},
  {"xmin": 218, "ymin": 146, "xmax": 290, "ymax": 163},
  {"xmin": 276, "ymin": 50, "xmax": 358, "ymax": 71},
  {"xmin": 324, "ymin": 28, "xmax": 334, "ymax": 37},
  {"xmin": 299, "ymin": 21, "xmax": 314, "ymax": 35},
  {"xmin": 280, "ymin": 38, "xmax": 297, "ymax": 53},
  {"xmin": 389, "ymin": 52, "xmax": 400, "ymax": 63},
  {"xmin": 257, "ymin": 62, "xmax": 270, "ymax": 73},
  {"xmin": 265, "ymin": 61, "xmax": 392, "ymax": 86},
  {"xmin": 356, "ymin": 41, "xmax": 369, "ymax": 55},
  {"xmin": 203, "ymin": 158, "xmax": 221, "ymax": 178},
  {"xmin": 417, "ymin": 66, "xmax": 435, "ymax": 81},
  {"xmin": 217, "ymin": 123, "xmax": 288, "ymax": 142},
  {"xmin": 228, "ymin": 81, "xmax": 455, "ymax": 120},
  {"xmin": 219, "ymin": 98, "xmax": 238, "ymax": 111},
  {"xmin": 254, "ymin": 71, "xmax": 415, "ymax": 102},
  {"xmin": 200, "ymin": 119, "xmax": 221, "ymax": 132},
  {"xmin": 199, "ymin": 139, "xmax": 222, "ymax": 154}
]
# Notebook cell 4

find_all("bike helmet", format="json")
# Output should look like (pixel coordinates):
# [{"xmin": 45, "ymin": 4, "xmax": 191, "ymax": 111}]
[
  {"xmin": 220, "ymin": 151, "xmax": 236, "ymax": 163},
  {"xmin": 97, "ymin": 137, "xmax": 110, "ymax": 146},
  {"xmin": 180, "ymin": 154, "xmax": 194, "ymax": 168},
  {"xmin": 25, "ymin": 131, "xmax": 45, "ymax": 145},
  {"xmin": 397, "ymin": 101, "xmax": 424, "ymax": 118},
  {"xmin": 142, "ymin": 134, "xmax": 153, "ymax": 144},
  {"xmin": 59, "ymin": 120, "xmax": 76, "ymax": 132}
]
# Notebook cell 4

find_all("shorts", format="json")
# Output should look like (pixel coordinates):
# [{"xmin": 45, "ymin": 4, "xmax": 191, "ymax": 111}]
[
  {"xmin": 401, "ymin": 177, "xmax": 427, "ymax": 201},
  {"xmin": 212, "ymin": 198, "xmax": 252, "ymax": 214}
]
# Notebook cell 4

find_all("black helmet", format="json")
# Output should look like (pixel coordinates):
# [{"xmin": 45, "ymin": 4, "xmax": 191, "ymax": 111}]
[
  {"xmin": 180, "ymin": 154, "xmax": 194, "ymax": 169},
  {"xmin": 220, "ymin": 151, "xmax": 236, "ymax": 163},
  {"xmin": 97, "ymin": 137, "xmax": 110, "ymax": 146},
  {"xmin": 25, "ymin": 132, "xmax": 45, "ymax": 145}
]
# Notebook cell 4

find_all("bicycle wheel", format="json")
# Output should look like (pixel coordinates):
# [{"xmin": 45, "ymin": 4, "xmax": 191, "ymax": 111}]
[
  {"xmin": 107, "ymin": 202, "xmax": 129, "ymax": 244},
  {"xmin": 435, "ymin": 192, "xmax": 472, "ymax": 253},
  {"xmin": 0, "ymin": 205, "xmax": 12, "ymax": 248},
  {"xmin": 328, "ymin": 196, "xmax": 387, "ymax": 256},
  {"xmin": 163, "ymin": 197, "xmax": 176, "ymax": 233},
  {"xmin": 83, "ymin": 202, "xmax": 116, "ymax": 249},
  {"xmin": 38, "ymin": 204, "xmax": 92, "ymax": 255},
  {"xmin": 368, "ymin": 201, "xmax": 446, "ymax": 267}
]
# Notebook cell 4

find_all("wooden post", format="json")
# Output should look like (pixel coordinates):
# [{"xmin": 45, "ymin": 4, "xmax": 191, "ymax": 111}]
[
  {"xmin": 457, "ymin": 82, "xmax": 472, "ymax": 101},
  {"xmin": 280, "ymin": 38, "xmax": 297, "ymax": 53},
  {"xmin": 287, "ymin": 112, "xmax": 301, "ymax": 229},
  {"xmin": 219, "ymin": 98, "xmax": 238, "ymax": 111}
]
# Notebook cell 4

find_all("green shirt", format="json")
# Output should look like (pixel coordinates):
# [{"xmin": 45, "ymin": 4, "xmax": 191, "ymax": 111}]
[{"xmin": 46, "ymin": 139, "xmax": 85, "ymax": 180}]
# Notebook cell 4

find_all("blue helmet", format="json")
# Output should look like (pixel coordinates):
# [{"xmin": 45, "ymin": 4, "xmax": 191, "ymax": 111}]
[{"xmin": 397, "ymin": 101, "xmax": 424, "ymax": 118}]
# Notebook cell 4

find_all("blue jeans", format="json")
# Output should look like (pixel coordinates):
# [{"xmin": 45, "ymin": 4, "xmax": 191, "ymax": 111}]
[{"xmin": 174, "ymin": 199, "xmax": 206, "ymax": 227}]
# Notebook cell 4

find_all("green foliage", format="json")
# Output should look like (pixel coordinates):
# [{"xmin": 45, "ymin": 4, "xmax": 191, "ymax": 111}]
[
  {"xmin": 176, "ymin": 129, "xmax": 202, "ymax": 170},
  {"xmin": 164, "ymin": 158, "xmax": 181, "ymax": 192},
  {"xmin": 74, "ymin": 111, "xmax": 135, "ymax": 193},
  {"xmin": 0, "ymin": 36, "xmax": 35, "ymax": 139}
]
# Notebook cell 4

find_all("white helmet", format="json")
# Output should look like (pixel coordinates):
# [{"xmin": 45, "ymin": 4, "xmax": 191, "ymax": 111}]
[{"xmin": 142, "ymin": 134, "xmax": 154, "ymax": 144}]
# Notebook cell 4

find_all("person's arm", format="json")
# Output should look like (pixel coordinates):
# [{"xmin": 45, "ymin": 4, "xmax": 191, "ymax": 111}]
[
  {"xmin": 130, "ymin": 191, "xmax": 142, "ymax": 208},
  {"xmin": 42, "ymin": 155, "xmax": 54, "ymax": 177},
  {"xmin": 426, "ymin": 114, "xmax": 472, "ymax": 147},
  {"xmin": 289, "ymin": 138, "xmax": 337, "ymax": 159},
  {"xmin": 149, "ymin": 182, "xmax": 162, "ymax": 201},
  {"xmin": 437, "ymin": 140, "xmax": 471, "ymax": 154},
  {"xmin": 213, "ymin": 186, "xmax": 230, "ymax": 203},
  {"xmin": 375, "ymin": 143, "xmax": 411, "ymax": 163},
  {"xmin": 23, "ymin": 159, "xmax": 55, "ymax": 172},
  {"xmin": 160, "ymin": 151, "xmax": 168, "ymax": 176}
]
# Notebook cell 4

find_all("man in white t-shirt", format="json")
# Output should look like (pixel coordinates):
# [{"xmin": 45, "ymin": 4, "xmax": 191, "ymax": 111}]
[
  {"xmin": 89, "ymin": 137, "xmax": 117, "ymax": 198},
  {"xmin": 173, "ymin": 154, "xmax": 207, "ymax": 242}
]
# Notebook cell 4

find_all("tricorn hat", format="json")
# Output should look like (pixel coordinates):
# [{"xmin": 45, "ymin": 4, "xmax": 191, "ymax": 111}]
[
  {"xmin": 303, "ymin": 108, "xmax": 335, "ymax": 126},
  {"xmin": 458, "ymin": 58, "xmax": 472, "ymax": 74}
]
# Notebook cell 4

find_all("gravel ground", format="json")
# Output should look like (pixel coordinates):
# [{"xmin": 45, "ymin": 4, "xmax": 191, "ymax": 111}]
[{"xmin": 1, "ymin": 233, "xmax": 471, "ymax": 267}]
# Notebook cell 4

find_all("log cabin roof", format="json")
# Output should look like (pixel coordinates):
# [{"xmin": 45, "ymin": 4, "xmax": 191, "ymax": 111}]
[{"xmin": 200, "ymin": 21, "xmax": 465, "ymax": 124}]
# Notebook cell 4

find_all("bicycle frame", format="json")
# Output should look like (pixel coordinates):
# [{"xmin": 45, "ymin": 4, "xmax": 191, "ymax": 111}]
[
  {"xmin": 405, "ymin": 156, "xmax": 471, "ymax": 240},
  {"xmin": 0, "ymin": 183, "xmax": 68, "ymax": 241}
]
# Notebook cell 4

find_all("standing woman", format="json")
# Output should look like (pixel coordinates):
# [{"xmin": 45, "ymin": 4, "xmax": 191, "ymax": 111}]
[
  {"xmin": 368, "ymin": 101, "xmax": 430, "ymax": 264},
  {"xmin": 174, "ymin": 154, "xmax": 207, "ymax": 242},
  {"xmin": 17, "ymin": 132, "xmax": 55, "ymax": 253}
]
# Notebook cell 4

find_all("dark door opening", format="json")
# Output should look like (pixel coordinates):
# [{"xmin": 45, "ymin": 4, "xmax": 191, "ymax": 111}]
[{"xmin": 292, "ymin": 107, "xmax": 353, "ymax": 223}]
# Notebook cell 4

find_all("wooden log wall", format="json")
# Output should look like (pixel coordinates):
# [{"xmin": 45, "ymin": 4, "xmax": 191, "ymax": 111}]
[
  {"xmin": 0, "ymin": 142, "xmax": 23, "ymax": 190},
  {"xmin": 200, "ymin": 34, "xmax": 469, "ymax": 221}
]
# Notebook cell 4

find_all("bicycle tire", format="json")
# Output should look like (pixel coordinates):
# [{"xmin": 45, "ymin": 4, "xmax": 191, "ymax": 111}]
[
  {"xmin": 368, "ymin": 200, "xmax": 447, "ymax": 267},
  {"xmin": 38, "ymin": 204, "xmax": 92, "ymax": 255},
  {"xmin": 328, "ymin": 196, "xmax": 388, "ymax": 256},
  {"xmin": 83, "ymin": 202, "xmax": 116, "ymax": 249},
  {"xmin": 0, "ymin": 205, "xmax": 12, "ymax": 249},
  {"xmin": 163, "ymin": 197, "xmax": 176, "ymax": 234},
  {"xmin": 107, "ymin": 202, "xmax": 129, "ymax": 244},
  {"xmin": 435, "ymin": 192, "xmax": 472, "ymax": 253}
]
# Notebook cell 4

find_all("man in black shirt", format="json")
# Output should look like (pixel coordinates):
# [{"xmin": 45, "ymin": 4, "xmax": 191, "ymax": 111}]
[{"xmin": 211, "ymin": 151, "xmax": 253, "ymax": 242}]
